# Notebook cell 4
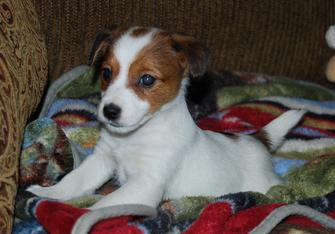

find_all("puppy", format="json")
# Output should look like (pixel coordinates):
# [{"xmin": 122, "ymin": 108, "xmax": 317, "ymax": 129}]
[{"xmin": 27, "ymin": 26, "xmax": 304, "ymax": 209}]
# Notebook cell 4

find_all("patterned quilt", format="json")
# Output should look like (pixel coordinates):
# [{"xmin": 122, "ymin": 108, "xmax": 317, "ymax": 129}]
[{"xmin": 13, "ymin": 66, "xmax": 335, "ymax": 233}]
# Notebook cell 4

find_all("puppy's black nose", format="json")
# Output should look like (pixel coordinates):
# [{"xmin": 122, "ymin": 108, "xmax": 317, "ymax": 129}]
[{"xmin": 103, "ymin": 103, "xmax": 121, "ymax": 120}]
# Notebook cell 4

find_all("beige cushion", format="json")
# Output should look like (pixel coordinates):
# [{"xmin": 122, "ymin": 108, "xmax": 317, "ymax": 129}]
[{"xmin": 0, "ymin": 1, "xmax": 47, "ymax": 232}]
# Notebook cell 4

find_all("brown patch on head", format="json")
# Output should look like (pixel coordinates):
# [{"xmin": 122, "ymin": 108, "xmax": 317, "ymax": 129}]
[
  {"xmin": 131, "ymin": 27, "xmax": 150, "ymax": 37},
  {"xmin": 252, "ymin": 130, "xmax": 273, "ymax": 150},
  {"xmin": 128, "ymin": 31, "xmax": 184, "ymax": 113},
  {"xmin": 127, "ymin": 30, "xmax": 211, "ymax": 114}
]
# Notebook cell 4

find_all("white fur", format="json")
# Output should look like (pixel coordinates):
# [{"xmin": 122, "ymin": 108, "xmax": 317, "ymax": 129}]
[
  {"xmin": 263, "ymin": 110, "xmax": 306, "ymax": 151},
  {"xmin": 279, "ymin": 138, "xmax": 335, "ymax": 153},
  {"xmin": 326, "ymin": 25, "xmax": 335, "ymax": 49},
  {"xmin": 27, "ymin": 28, "xmax": 304, "ymax": 210}
]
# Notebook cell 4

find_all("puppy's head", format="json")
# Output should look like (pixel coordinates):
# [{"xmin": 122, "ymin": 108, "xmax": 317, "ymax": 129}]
[{"xmin": 89, "ymin": 26, "xmax": 211, "ymax": 134}]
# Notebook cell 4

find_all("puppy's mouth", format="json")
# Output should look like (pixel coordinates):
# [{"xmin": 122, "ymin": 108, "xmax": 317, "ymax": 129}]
[
  {"xmin": 108, "ymin": 121, "xmax": 123, "ymax": 128},
  {"xmin": 106, "ymin": 120, "xmax": 138, "ymax": 129},
  {"xmin": 97, "ymin": 106, "xmax": 152, "ymax": 134},
  {"xmin": 101, "ymin": 118, "xmax": 141, "ymax": 131},
  {"xmin": 100, "ymin": 115, "xmax": 152, "ymax": 134},
  {"xmin": 103, "ymin": 121, "xmax": 143, "ymax": 134}
]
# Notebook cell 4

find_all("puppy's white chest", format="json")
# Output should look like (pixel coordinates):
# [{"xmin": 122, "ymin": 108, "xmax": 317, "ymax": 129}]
[
  {"xmin": 100, "ymin": 131, "xmax": 141, "ymax": 184},
  {"xmin": 112, "ymin": 144, "xmax": 140, "ymax": 185}
]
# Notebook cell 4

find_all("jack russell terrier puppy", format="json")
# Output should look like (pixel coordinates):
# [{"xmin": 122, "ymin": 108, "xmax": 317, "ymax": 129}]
[{"xmin": 28, "ymin": 26, "xmax": 305, "ymax": 210}]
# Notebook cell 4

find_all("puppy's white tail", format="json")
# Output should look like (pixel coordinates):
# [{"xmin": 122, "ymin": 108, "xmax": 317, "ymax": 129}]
[{"xmin": 255, "ymin": 110, "xmax": 306, "ymax": 151}]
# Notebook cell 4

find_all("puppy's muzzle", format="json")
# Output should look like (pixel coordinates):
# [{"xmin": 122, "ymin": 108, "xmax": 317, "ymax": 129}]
[{"xmin": 103, "ymin": 103, "xmax": 121, "ymax": 121}]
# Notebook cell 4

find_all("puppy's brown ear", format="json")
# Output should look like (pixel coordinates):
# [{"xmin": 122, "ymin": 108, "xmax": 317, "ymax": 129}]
[
  {"xmin": 172, "ymin": 33, "xmax": 211, "ymax": 78},
  {"xmin": 88, "ymin": 29, "xmax": 114, "ymax": 84},
  {"xmin": 88, "ymin": 30, "xmax": 112, "ymax": 66}
]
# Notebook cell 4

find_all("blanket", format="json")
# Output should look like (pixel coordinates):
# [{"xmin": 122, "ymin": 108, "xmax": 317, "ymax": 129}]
[{"xmin": 14, "ymin": 66, "xmax": 335, "ymax": 233}]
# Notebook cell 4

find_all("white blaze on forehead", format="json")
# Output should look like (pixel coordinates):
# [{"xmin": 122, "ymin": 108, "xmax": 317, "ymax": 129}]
[
  {"xmin": 113, "ymin": 28, "xmax": 156, "ymax": 85},
  {"xmin": 103, "ymin": 28, "xmax": 156, "ymax": 95}
]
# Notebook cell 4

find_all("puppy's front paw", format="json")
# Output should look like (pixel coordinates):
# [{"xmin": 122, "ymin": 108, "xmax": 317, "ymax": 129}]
[{"xmin": 26, "ymin": 184, "xmax": 66, "ymax": 200}]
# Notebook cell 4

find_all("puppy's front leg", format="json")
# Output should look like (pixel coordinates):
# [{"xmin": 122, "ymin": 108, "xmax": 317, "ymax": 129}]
[
  {"xmin": 27, "ymin": 141, "xmax": 116, "ymax": 201},
  {"xmin": 90, "ymin": 176, "xmax": 164, "ymax": 209}
]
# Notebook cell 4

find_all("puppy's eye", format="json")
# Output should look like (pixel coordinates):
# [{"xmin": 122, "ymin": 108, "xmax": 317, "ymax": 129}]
[
  {"xmin": 139, "ymin": 74, "xmax": 156, "ymax": 88},
  {"xmin": 102, "ymin": 68, "xmax": 112, "ymax": 81}
]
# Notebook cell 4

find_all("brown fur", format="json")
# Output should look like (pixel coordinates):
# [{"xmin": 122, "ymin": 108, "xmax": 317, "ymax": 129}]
[
  {"xmin": 171, "ymin": 33, "xmax": 211, "ymax": 77},
  {"xmin": 90, "ymin": 27, "xmax": 130, "ymax": 90},
  {"xmin": 252, "ymin": 130, "xmax": 272, "ymax": 150},
  {"xmin": 127, "ymin": 32, "xmax": 184, "ymax": 113},
  {"xmin": 89, "ymin": 27, "xmax": 129, "ymax": 66},
  {"xmin": 131, "ymin": 27, "xmax": 150, "ymax": 37},
  {"xmin": 100, "ymin": 53, "xmax": 120, "ymax": 91},
  {"xmin": 221, "ymin": 132, "xmax": 240, "ymax": 140}
]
